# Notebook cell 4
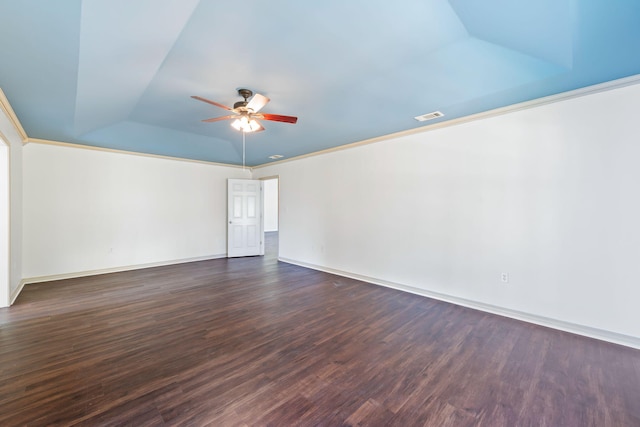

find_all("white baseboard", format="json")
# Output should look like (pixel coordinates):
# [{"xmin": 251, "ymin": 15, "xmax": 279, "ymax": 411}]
[
  {"xmin": 279, "ymin": 257, "xmax": 640, "ymax": 350},
  {"xmin": 17, "ymin": 253, "xmax": 227, "ymax": 293},
  {"xmin": 9, "ymin": 280, "xmax": 26, "ymax": 305}
]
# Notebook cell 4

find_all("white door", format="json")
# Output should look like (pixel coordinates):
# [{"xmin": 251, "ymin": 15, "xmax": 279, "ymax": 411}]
[{"xmin": 227, "ymin": 179, "xmax": 264, "ymax": 257}]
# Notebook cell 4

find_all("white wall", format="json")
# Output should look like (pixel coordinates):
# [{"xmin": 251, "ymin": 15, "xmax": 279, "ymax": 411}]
[
  {"xmin": 253, "ymin": 81, "xmax": 640, "ymax": 345},
  {"xmin": 263, "ymin": 178, "xmax": 278, "ymax": 232},
  {"xmin": 23, "ymin": 143, "xmax": 250, "ymax": 280}
]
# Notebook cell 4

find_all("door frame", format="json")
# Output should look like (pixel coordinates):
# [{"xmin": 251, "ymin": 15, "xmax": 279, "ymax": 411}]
[
  {"xmin": 260, "ymin": 175, "xmax": 279, "ymax": 233},
  {"xmin": 0, "ymin": 135, "xmax": 9, "ymax": 307},
  {"xmin": 227, "ymin": 178, "xmax": 264, "ymax": 257}
]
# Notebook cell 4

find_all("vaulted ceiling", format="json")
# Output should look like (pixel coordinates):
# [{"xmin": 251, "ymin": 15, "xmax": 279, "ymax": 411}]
[{"xmin": 2, "ymin": 0, "xmax": 640, "ymax": 166}]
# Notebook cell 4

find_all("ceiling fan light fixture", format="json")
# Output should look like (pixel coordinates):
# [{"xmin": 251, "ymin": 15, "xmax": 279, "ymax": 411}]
[
  {"xmin": 230, "ymin": 118, "xmax": 243, "ymax": 131},
  {"xmin": 248, "ymin": 119, "xmax": 261, "ymax": 132},
  {"xmin": 230, "ymin": 116, "xmax": 261, "ymax": 133}
]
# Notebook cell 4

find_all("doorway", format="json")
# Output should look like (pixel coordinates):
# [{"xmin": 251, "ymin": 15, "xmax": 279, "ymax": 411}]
[{"xmin": 261, "ymin": 177, "xmax": 279, "ymax": 260}]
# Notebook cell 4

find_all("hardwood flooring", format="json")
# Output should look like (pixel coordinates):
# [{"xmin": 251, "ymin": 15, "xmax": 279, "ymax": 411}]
[{"xmin": 1, "ymin": 233, "xmax": 639, "ymax": 426}]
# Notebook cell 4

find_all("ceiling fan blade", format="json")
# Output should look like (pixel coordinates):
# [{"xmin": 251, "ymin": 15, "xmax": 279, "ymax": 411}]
[
  {"xmin": 261, "ymin": 113, "xmax": 298, "ymax": 124},
  {"xmin": 202, "ymin": 115, "xmax": 236, "ymax": 123},
  {"xmin": 246, "ymin": 93, "xmax": 270, "ymax": 112},
  {"xmin": 191, "ymin": 95, "xmax": 232, "ymax": 111}
]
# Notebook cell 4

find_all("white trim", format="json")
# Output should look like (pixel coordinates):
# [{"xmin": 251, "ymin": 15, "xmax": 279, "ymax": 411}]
[
  {"xmin": 27, "ymin": 138, "xmax": 249, "ymax": 169},
  {"xmin": 0, "ymin": 88, "xmax": 28, "ymax": 143},
  {"xmin": 252, "ymin": 73, "xmax": 640, "ymax": 169},
  {"xmin": 10, "ymin": 279, "xmax": 26, "ymax": 305},
  {"xmin": 7, "ymin": 75, "xmax": 640, "ymax": 169},
  {"xmin": 19, "ymin": 254, "xmax": 226, "ymax": 287},
  {"xmin": 279, "ymin": 257, "xmax": 640, "ymax": 350},
  {"xmin": 0, "ymin": 141, "xmax": 8, "ymax": 307}
]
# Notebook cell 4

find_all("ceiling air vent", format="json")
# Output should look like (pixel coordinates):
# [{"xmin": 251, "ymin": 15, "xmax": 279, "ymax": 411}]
[{"xmin": 414, "ymin": 111, "xmax": 444, "ymax": 122}]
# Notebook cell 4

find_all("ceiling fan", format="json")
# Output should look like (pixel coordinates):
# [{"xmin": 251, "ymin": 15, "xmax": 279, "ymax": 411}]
[{"xmin": 192, "ymin": 88, "xmax": 298, "ymax": 133}]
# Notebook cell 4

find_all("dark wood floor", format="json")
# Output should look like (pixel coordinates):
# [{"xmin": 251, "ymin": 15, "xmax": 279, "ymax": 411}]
[{"xmin": 1, "ymin": 233, "xmax": 639, "ymax": 426}]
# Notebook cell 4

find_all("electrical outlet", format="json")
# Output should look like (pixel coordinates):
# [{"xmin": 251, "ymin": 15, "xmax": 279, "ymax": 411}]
[{"xmin": 501, "ymin": 272, "xmax": 509, "ymax": 283}]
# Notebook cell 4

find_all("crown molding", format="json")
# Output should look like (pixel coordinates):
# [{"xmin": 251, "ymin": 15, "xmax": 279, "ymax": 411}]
[
  {"xmin": 6, "ymin": 73, "xmax": 640, "ymax": 170},
  {"xmin": 252, "ymin": 73, "xmax": 640, "ymax": 169},
  {"xmin": 0, "ymin": 89, "xmax": 249, "ymax": 169},
  {"xmin": 27, "ymin": 138, "xmax": 250, "ymax": 170},
  {"xmin": 0, "ymin": 88, "xmax": 28, "ymax": 143}
]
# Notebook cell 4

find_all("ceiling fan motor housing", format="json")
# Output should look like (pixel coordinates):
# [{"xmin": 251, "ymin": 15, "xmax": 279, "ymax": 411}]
[
  {"xmin": 234, "ymin": 89, "xmax": 253, "ymax": 110},
  {"xmin": 234, "ymin": 101, "xmax": 248, "ymax": 110}
]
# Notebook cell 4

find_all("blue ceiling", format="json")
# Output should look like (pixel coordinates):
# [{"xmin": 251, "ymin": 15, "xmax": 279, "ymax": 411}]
[{"xmin": 1, "ymin": 0, "xmax": 640, "ymax": 166}]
